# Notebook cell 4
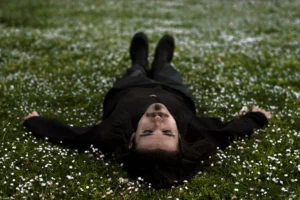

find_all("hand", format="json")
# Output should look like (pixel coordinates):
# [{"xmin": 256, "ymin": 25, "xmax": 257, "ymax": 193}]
[
  {"xmin": 22, "ymin": 111, "xmax": 39, "ymax": 123},
  {"xmin": 252, "ymin": 106, "xmax": 272, "ymax": 119}
]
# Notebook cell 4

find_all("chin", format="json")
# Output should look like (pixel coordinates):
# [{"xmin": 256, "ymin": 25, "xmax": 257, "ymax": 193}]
[
  {"xmin": 143, "ymin": 103, "xmax": 170, "ymax": 116},
  {"xmin": 151, "ymin": 103, "xmax": 167, "ymax": 110}
]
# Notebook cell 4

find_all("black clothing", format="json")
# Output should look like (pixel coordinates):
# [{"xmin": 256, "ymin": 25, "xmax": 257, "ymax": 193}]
[{"xmin": 24, "ymin": 61, "xmax": 268, "ymax": 152}]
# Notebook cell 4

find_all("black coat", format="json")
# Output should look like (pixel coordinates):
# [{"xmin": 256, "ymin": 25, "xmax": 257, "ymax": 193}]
[{"xmin": 24, "ymin": 85, "xmax": 268, "ymax": 152}]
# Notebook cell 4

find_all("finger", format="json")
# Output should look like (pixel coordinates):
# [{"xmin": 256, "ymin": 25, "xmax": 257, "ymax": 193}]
[
  {"xmin": 21, "ymin": 116, "xmax": 29, "ymax": 124},
  {"xmin": 25, "ymin": 115, "xmax": 32, "ymax": 120},
  {"xmin": 252, "ymin": 106, "xmax": 260, "ymax": 111},
  {"xmin": 23, "ymin": 114, "xmax": 34, "ymax": 121},
  {"xmin": 267, "ymin": 113, "xmax": 273, "ymax": 119},
  {"xmin": 32, "ymin": 111, "xmax": 38, "ymax": 115},
  {"xmin": 265, "ymin": 112, "xmax": 272, "ymax": 119}
]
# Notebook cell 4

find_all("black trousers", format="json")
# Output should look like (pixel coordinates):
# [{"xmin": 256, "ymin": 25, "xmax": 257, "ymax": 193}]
[{"xmin": 112, "ymin": 61, "xmax": 194, "ymax": 100}]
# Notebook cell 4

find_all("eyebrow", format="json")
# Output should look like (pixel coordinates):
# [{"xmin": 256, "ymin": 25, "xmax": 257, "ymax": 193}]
[{"xmin": 140, "ymin": 131, "xmax": 175, "ymax": 137}]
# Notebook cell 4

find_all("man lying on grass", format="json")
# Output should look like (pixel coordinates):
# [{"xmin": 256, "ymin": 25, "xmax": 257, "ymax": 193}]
[{"xmin": 22, "ymin": 32, "xmax": 272, "ymax": 188}]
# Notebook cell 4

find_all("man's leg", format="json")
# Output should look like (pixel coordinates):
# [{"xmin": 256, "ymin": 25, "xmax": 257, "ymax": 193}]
[
  {"xmin": 150, "ymin": 35, "xmax": 193, "ymax": 98},
  {"xmin": 151, "ymin": 62, "xmax": 190, "ymax": 95},
  {"xmin": 102, "ymin": 33, "xmax": 155, "ymax": 119},
  {"xmin": 113, "ymin": 63, "xmax": 154, "ymax": 89},
  {"xmin": 113, "ymin": 32, "xmax": 154, "ymax": 89}
]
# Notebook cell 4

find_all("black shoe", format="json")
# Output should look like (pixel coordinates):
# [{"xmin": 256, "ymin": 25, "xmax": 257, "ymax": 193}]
[
  {"xmin": 153, "ymin": 35, "xmax": 175, "ymax": 63},
  {"xmin": 129, "ymin": 32, "xmax": 149, "ymax": 71}
]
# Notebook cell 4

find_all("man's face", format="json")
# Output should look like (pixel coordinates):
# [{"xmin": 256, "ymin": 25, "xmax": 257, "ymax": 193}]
[{"xmin": 129, "ymin": 103, "xmax": 179, "ymax": 151}]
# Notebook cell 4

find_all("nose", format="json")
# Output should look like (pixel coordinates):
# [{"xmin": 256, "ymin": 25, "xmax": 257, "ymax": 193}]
[
  {"xmin": 153, "ymin": 115, "xmax": 163, "ymax": 129},
  {"xmin": 153, "ymin": 115, "xmax": 163, "ymax": 124}
]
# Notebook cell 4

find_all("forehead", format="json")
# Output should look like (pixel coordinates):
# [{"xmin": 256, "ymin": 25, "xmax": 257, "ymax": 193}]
[{"xmin": 136, "ymin": 136, "xmax": 178, "ymax": 151}]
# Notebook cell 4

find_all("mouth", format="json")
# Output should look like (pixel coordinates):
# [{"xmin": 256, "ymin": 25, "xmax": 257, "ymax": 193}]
[{"xmin": 146, "ymin": 111, "xmax": 169, "ymax": 118}]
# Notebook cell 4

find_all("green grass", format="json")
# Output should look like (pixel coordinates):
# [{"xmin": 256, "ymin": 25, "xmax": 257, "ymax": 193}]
[{"xmin": 1, "ymin": 0, "xmax": 300, "ymax": 199}]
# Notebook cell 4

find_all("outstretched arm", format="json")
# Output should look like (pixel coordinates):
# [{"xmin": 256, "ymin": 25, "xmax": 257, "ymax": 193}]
[
  {"xmin": 211, "ymin": 106, "xmax": 270, "ymax": 149},
  {"xmin": 23, "ymin": 112, "xmax": 104, "ymax": 151},
  {"xmin": 222, "ymin": 111, "xmax": 268, "ymax": 136},
  {"xmin": 188, "ymin": 106, "xmax": 271, "ymax": 149}
]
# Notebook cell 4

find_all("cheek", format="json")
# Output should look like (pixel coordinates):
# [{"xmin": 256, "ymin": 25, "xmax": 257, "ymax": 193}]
[
  {"xmin": 170, "ymin": 118, "xmax": 178, "ymax": 128},
  {"xmin": 137, "ymin": 116, "xmax": 148, "ymax": 130}
]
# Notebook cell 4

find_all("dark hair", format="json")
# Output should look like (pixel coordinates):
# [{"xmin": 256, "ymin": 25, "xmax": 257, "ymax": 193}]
[{"xmin": 107, "ymin": 112, "xmax": 216, "ymax": 189}]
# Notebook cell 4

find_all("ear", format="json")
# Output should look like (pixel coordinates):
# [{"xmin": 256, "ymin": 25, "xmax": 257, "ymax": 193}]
[{"xmin": 128, "ymin": 132, "xmax": 136, "ymax": 149}]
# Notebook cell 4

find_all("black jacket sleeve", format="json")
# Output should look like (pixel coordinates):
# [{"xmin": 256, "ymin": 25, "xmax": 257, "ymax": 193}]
[
  {"xmin": 23, "ymin": 116, "xmax": 104, "ymax": 151},
  {"xmin": 221, "ymin": 112, "xmax": 268, "ymax": 137},
  {"xmin": 188, "ymin": 112, "xmax": 268, "ymax": 149}
]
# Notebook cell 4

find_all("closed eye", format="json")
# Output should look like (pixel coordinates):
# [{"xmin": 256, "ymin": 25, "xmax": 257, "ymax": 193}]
[
  {"xmin": 141, "ymin": 130, "xmax": 153, "ymax": 136},
  {"xmin": 141, "ymin": 130, "xmax": 175, "ymax": 137},
  {"xmin": 162, "ymin": 130, "xmax": 175, "ymax": 137}
]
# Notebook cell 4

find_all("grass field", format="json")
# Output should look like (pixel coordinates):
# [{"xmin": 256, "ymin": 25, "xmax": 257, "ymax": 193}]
[{"xmin": 1, "ymin": 0, "xmax": 300, "ymax": 199}]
